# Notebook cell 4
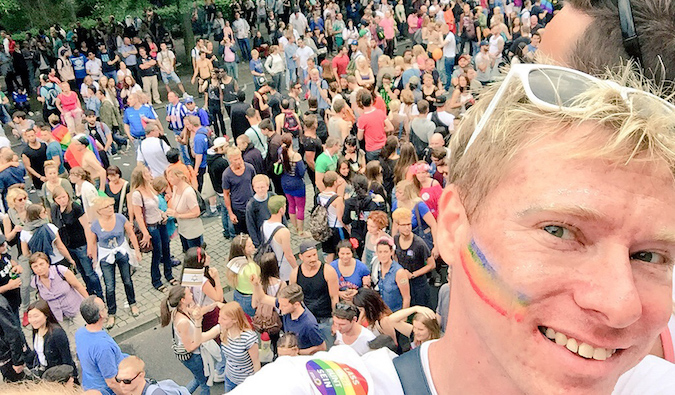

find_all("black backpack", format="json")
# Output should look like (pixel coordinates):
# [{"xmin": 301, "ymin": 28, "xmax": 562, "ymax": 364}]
[
  {"xmin": 253, "ymin": 224, "xmax": 285, "ymax": 263},
  {"xmin": 305, "ymin": 109, "xmax": 328, "ymax": 143}
]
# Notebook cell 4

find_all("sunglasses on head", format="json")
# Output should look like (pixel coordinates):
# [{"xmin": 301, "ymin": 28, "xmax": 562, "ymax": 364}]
[
  {"xmin": 115, "ymin": 371, "xmax": 141, "ymax": 384},
  {"xmin": 464, "ymin": 63, "xmax": 675, "ymax": 154}
]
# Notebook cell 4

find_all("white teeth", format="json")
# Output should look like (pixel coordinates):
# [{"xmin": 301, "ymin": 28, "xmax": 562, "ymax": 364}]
[
  {"xmin": 578, "ymin": 343, "xmax": 594, "ymax": 359},
  {"xmin": 566, "ymin": 338, "xmax": 578, "ymax": 353},
  {"xmin": 541, "ymin": 326, "xmax": 616, "ymax": 361},
  {"xmin": 545, "ymin": 328, "xmax": 556, "ymax": 340},
  {"xmin": 555, "ymin": 332, "xmax": 567, "ymax": 346}
]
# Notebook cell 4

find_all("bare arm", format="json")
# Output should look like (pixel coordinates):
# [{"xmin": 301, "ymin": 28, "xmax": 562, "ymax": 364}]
[
  {"xmin": 63, "ymin": 267, "xmax": 88, "ymax": 298},
  {"xmin": 250, "ymin": 274, "xmax": 277, "ymax": 307},
  {"xmin": 299, "ymin": 341, "xmax": 327, "ymax": 355},
  {"xmin": 315, "ymin": 171, "xmax": 326, "ymax": 192},
  {"xmin": 202, "ymin": 268, "xmax": 224, "ymax": 302},
  {"xmin": 248, "ymin": 344, "xmax": 261, "ymax": 372},
  {"xmin": 278, "ymin": 229, "xmax": 298, "ymax": 269},
  {"xmin": 396, "ymin": 269, "xmax": 411, "ymax": 309},
  {"xmin": 324, "ymin": 265, "xmax": 340, "ymax": 310}
]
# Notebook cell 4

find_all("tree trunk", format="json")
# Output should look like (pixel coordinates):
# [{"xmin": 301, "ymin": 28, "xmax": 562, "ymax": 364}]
[{"xmin": 177, "ymin": 0, "xmax": 194, "ymax": 64}]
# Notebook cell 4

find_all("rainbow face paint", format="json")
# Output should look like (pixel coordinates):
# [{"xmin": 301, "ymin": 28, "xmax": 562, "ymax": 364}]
[{"xmin": 459, "ymin": 240, "xmax": 530, "ymax": 321}]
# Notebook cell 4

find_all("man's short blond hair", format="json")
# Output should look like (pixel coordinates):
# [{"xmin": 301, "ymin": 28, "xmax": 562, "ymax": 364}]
[
  {"xmin": 252, "ymin": 174, "xmax": 270, "ymax": 187},
  {"xmin": 392, "ymin": 207, "xmax": 413, "ymax": 224},
  {"xmin": 227, "ymin": 146, "xmax": 242, "ymax": 158},
  {"xmin": 448, "ymin": 67, "xmax": 675, "ymax": 219}
]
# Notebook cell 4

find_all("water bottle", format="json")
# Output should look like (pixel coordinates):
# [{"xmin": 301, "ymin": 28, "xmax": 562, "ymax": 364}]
[{"xmin": 259, "ymin": 332, "xmax": 274, "ymax": 363}]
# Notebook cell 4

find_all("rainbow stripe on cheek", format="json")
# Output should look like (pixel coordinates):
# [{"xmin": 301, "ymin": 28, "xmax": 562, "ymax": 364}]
[{"xmin": 459, "ymin": 240, "xmax": 530, "ymax": 321}]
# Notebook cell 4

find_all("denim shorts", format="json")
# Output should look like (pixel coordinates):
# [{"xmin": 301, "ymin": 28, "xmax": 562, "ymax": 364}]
[{"xmin": 161, "ymin": 71, "xmax": 181, "ymax": 84}]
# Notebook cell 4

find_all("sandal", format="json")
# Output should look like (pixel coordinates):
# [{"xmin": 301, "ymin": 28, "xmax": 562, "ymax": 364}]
[
  {"xmin": 155, "ymin": 284, "xmax": 168, "ymax": 292},
  {"xmin": 105, "ymin": 316, "xmax": 115, "ymax": 329},
  {"xmin": 169, "ymin": 278, "xmax": 179, "ymax": 286},
  {"xmin": 130, "ymin": 305, "xmax": 140, "ymax": 317}
]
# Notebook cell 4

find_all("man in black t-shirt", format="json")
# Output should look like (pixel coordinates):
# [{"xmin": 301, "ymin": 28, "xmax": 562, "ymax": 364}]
[
  {"xmin": 21, "ymin": 127, "xmax": 48, "ymax": 191},
  {"xmin": 393, "ymin": 207, "xmax": 435, "ymax": 308},
  {"xmin": 0, "ymin": 235, "xmax": 21, "ymax": 318}
]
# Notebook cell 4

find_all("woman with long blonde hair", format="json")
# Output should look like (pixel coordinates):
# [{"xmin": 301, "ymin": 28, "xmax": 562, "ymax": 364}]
[
  {"xmin": 392, "ymin": 180, "xmax": 438, "ymax": 256},
  {"xmin": 218, "ymin": 302, "xmax": 261, "ymax": 392}
]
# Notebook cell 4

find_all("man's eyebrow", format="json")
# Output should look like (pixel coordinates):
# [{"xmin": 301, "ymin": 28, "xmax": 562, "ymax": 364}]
[
  {"xmin": 653, "ymin": 230, "xmax": 675, "ymax": 245},
  {"xmin": 516, "ymin": 205, "xmax": 605, "ymax": 222}
]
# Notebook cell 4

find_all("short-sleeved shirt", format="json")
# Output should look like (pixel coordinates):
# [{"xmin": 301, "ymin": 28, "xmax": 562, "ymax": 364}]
[
  {"xmin": 0, "ymin": 165, "xmax": 26, "ymax": 191},
  {"xmin": 392, "ymin": 201, "xmax": 431, "ymax": 230},
  {"xmin": 220, "ymin": 330, "xmax": 259, "ymax": 385},
  {"xmin": 332, "ymin": 54, "xmax": 349, "ymax": 77},
  {"xmin": 52, "ymin": 202, "xmax": 87, "ymax": 249},
  {"xmin": 0, "ymin": 253, "xmax": 20, "ymax": 312},
  {"xmin": 172, "ymin": 186, "xmax": 204, "ymax": 239},
  {"xmin": 119, "ymin": 44, "xmax": 138, "ymax": 66},
  {"xmin": 222, "ymin": 163, "xmax": 256, "ymax": 212},
  {"xmin": 193, "ymin": 129, "xmax": 210, "ymax": 169},
  {"xmin": 330, "ymin": 259, "xmax": 371, "ymax": 290},
  {"xmin": 131, "ymin": 191, "xmax": 163, "ymax": 225},
  {"xmin": 46, "ymin": 141, "xmax": 66, "ymax": 174},
  {"xmin": 75, "ymin": 327, "xmax": 128, "ymax": 395},
  {"xmin": 335, "ymin": 326, "xmax": 377, "ymax": 356},
  {"xmin": 91, "ymin": 214, "xmax": 127, "ymax": 249},
  {"xmin": 123, "ymin": 106, "xmax": 156, "ymax": 138},
  {"xmin": 357, "ymin": 109, "xmax": 387, "ymax": 152},
  {"xmin": 394, "ymin": 234, "xmax": 431, "ymax": 273},
  {"xmin": 277, "ymin": 302, "xmax": 325, "ymax": 350},
  {"xmin": 315, "ymin": 152, "xmax": 338, "ymax": 174}
]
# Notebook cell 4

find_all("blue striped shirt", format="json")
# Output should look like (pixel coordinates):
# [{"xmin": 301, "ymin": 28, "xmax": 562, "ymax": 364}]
[
  {"xmin": 167, "ymin": 101, "xmax": 188, "ymax": 132},
  {"xmin": 219, "ymin": 330, "xmax": 258, "ymax": 385}
]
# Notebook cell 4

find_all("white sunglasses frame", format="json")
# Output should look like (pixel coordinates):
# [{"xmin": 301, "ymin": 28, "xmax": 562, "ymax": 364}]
[{"xmin": 464, "ymin": 63, "xmax": 675, "ymax": 154}]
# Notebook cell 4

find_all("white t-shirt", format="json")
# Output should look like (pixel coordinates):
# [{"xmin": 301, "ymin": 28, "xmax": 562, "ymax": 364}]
[
  {"xmin": 230, "ymin": 345, "xmax": 404, "ymax": 395},
  {"xmin": 85, "ymin": 58, "xmax": 102, "ymax": 79},
  {"xmin": 296, "ymin": 46, "xmax": 315, "ymax": 70},
  {"xmin": 156, "ymin": 50, "xmax": 176, "ymax": 73},
  {"xmin": 442, "ymin": 32, "xmax": 456, "ymax": 58},
  {"xmin": 136, "ymin": 137, "xmax": 170, "ymax": 177},
  {"xmin": 77, "ymin": 181, "xmax": 99, "ymax": 214},
  {"xmin": 20, "ymin": 223, "xmax": 65, "ymax": 264},
  {"xmin": 335, "ymin": 326, "xmax": 377, "ymax": 356},
  {"xmin": 0, "ymin": 135, "xmax": 10, "ymax": 149}
]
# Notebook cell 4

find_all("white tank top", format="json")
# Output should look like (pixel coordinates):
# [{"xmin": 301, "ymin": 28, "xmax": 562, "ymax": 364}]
[{"xmin": 262, "ymin": 220, "xmax": 292, "ymax": 282}]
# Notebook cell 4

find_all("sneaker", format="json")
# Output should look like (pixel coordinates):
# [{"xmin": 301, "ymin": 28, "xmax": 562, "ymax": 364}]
[
  {"xmin": 22, "ymin": 311, "xmax": 29, "ymax": 326},
  {"xmin": 203, "ymin": 209, "xmax": 218, "ymax": 218},
  {"xmin": 182, "ymin": 91, "xmax": 190, "ymax": 99}
]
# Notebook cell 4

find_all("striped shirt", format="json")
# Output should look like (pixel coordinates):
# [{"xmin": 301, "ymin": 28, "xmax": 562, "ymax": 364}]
[
  {"xmin": 220, "ymin": 330, "xmax": 258, "ymax": 384},
  {"xmin": 167, "ymin": 101, "xmax": 188, "ymax": 132}
]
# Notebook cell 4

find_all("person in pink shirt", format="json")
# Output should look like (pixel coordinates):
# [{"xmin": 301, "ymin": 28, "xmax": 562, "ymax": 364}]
[
  {"xmin": 380, "ymin": 10, "xmax": 397, "ymax": 56},
  {"xmin": 332, "ymin": 46, "xmax": 350, "ymax": 80},
  {"xmin": 356, "ymin": 90, "xmax": 393, "ymax": 161}
]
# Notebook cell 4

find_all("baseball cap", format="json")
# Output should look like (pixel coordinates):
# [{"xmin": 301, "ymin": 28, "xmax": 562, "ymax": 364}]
[
  {"xmin": 480, "ymin": 40, "xmax": 489, "ymax": 46},
  {"xmin": 213, "ymin": 137, "xmax": 228, "ymax": 150},
  {"xmin": 299, "ymin": 240, "xmax": 317, "ymax": 254},
  {"xmin": 350, "ymin": 40, "xmax": 359, "ymax": 46},
  {"xmin": 436, "ymin": 94, "xmax": 448, "ymax": 105},
  {"xmin": 185, "ymin": 96, "xmax": 195, "ymax": 104}
]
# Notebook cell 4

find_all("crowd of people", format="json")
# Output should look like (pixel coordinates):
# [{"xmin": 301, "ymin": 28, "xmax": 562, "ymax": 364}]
[{"xmin": 0, "ymin": 0, "xmax": 675, "ymax": 393}]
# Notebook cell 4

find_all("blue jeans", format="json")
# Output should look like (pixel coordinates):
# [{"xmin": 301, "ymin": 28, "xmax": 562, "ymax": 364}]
[
  {"xmin": 217, "ymin": 194, "xmax": 236, "ymax": 238},
  {"xmin": 100, "ymin": 252, "xmax": 136, "ymax": 316},
  {"xmin": 317, "ymin": 317, "xmax": 334, "ymax": 349},
  {"xmin": 68, "ymin": 245, "xmax": 103, "ymax": 299},
  {"xmin": 443, "ymin": 56, "xmax": 455, "ymax": 91},
  {"xmin": 237, "ymin": 38, "xmax": 251, "ymax": 61},
  {"xmin": 180, "ymin": 234, "xmax": 204, "ymax": 252},
  {"xmin": 179, "ymin": 143, "xmax": 193, "ymax": 166},
  {"xmin": 365, "ymin": 149, "xmax": 382, "ymax": 162},
  {"xmin": 103, "ymin": 70, "xmax": 117, "ymax": 83},
  {"xmin": 224, "ymin": 61, "xmax": 238, "ymax": 81},
  {"xmin": 181, "ymin": 353, "xmax": 210, "ymax": 395},
  {"xmin": 233, "ymin": 290, "xmax": 255, "ymax": 317},
  {"xmin": 148, "ymin": 223, "xmax": 174, "ymax": 289},
  {"xmin": 224, "ymin": 376, "xmax": 237, "ymax": 392}
]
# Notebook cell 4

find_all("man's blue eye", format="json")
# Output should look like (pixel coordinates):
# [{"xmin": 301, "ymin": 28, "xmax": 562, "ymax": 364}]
[{"xmin": 543, "ymin": 225, "xmax": 572, "ymax": 239}]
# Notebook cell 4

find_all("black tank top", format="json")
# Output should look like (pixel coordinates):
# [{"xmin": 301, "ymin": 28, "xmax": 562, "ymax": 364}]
[{"xmin": 297, "ymin": 262, "xmax": 332, "ymax": 320}]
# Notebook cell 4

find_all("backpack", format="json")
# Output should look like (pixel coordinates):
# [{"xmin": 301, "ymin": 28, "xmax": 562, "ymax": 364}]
[
  {"xmin": 43, "ymin": 83, "xmax": 59, "ymax": 108},
  {"xmin": 195, "ymin": 188, "xmax": 207, "ymax": 216},
  {"xmin": 376, "ymin": 26, "xmax": 385, "ymax": 40},
  {"xmin": 429, "ymin": 111, "xmax": 450, "ymax": 135},
  {"xmin": 306, "ymin": 110, "xmax": 328, "ymax": 143},
  {"xmin": 253, "ymin": 224, "xmax": 285, "ymax": 263},
  {"xmin": 282, "ymin": 111, "xmax": 301, "ymax": 137},
  {"xmin": 308, "ymin": 194, "xmax": 339, "ymax": 242},
  {"xmin": 252, "ymin": 282, "xmax": 282, "ymax": 335},
  {"xmin": 144, "ymin": 379, "xmax": 191, "ymax": 395}
]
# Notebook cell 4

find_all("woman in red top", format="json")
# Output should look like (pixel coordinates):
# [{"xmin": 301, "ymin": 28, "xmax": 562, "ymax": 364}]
[
  {"xmin": 410, "ymin": 161, "xmax": 443, "ymax": 219},
  {"xmin": 55, "ymin": 82, "xmax": 82, "ymax": 131}
]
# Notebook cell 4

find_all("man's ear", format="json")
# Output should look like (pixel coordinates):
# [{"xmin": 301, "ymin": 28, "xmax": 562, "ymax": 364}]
[{"xmin": 437, "ymin": 184, "xmax": 470, "ymax": 266}]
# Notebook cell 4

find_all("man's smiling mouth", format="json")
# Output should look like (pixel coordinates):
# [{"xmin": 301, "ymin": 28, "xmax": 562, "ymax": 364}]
[{"xmin": 538, "ymin": 326, "xmax": 619, "ymax": 361}]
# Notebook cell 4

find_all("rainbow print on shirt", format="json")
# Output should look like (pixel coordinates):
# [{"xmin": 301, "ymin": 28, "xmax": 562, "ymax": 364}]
[{"xmin": 305, "ymin": 359, "xmax": 369, "ymax": 395}]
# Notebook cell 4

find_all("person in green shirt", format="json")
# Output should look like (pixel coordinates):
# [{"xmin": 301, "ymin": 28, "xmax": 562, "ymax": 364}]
[{"xmin": 315, "ymin": 136, "xmax": 341, "ymax": 192}]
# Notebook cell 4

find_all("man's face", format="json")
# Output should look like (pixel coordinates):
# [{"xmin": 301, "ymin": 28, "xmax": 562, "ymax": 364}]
[
  {"xmin": 278, "ymin": 298, "xmax": 296, "ymax": 315},
  {"xmin": 115, "ymin": 366, "xmax": 144, "ymax": 395},
  {"xmin": 24, "ymin": 130, "xmax": 36, "ymax": 143},
  {"xmin": 86, "ymin": 114, "xmax": 97, "ymax": 125},
  {"xmin": 333, "ymin": 316, "xmax": 356, "ymax": 334},
  {"xmin": 397, "ymin": 218, "xmax": 412, "ymax": 237},
  {"xmin": 458, "ymin": 56, "xmax": 469, "ymax": 68},
  {"xmin": 252, "ymin": 180, "xmax": 269, "ymax": 196},
  {"xmin": 301, "ymin": 249, "xmax": 320, "ymax": 267},
  {"xmin": 437, "ymin": 123, "xmax": 675, "ymax": 394},
  {"xmin": 186, "ymin": 101, "xmax": 195, "ymax": 111},
  {"xmin": 124, "ymin": 37, "xmax": 131, "ymax": 45},
  {"xmin": 95, "ymin": 298, "xmax": 108, "ymax": 321},
  {"xmin": 531, "ymin": 34, "xmax": 541, "ymax": 47},
  {"xmin": 228, "ymin": 152, "xmax": 244, "ymax": 169}
]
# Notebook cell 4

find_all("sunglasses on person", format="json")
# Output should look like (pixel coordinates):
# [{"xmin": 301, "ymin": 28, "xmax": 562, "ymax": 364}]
[
  {"xmin": 464, "ymin": 63, "xmax": 675, "ymax": 154},
  {"xmin": 115, "ymin": 371, "xmax": 141, "ymax": 384},
  {"xmin": 335, "ymin": 302, "xmax": 359, "ymax": 315}
]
